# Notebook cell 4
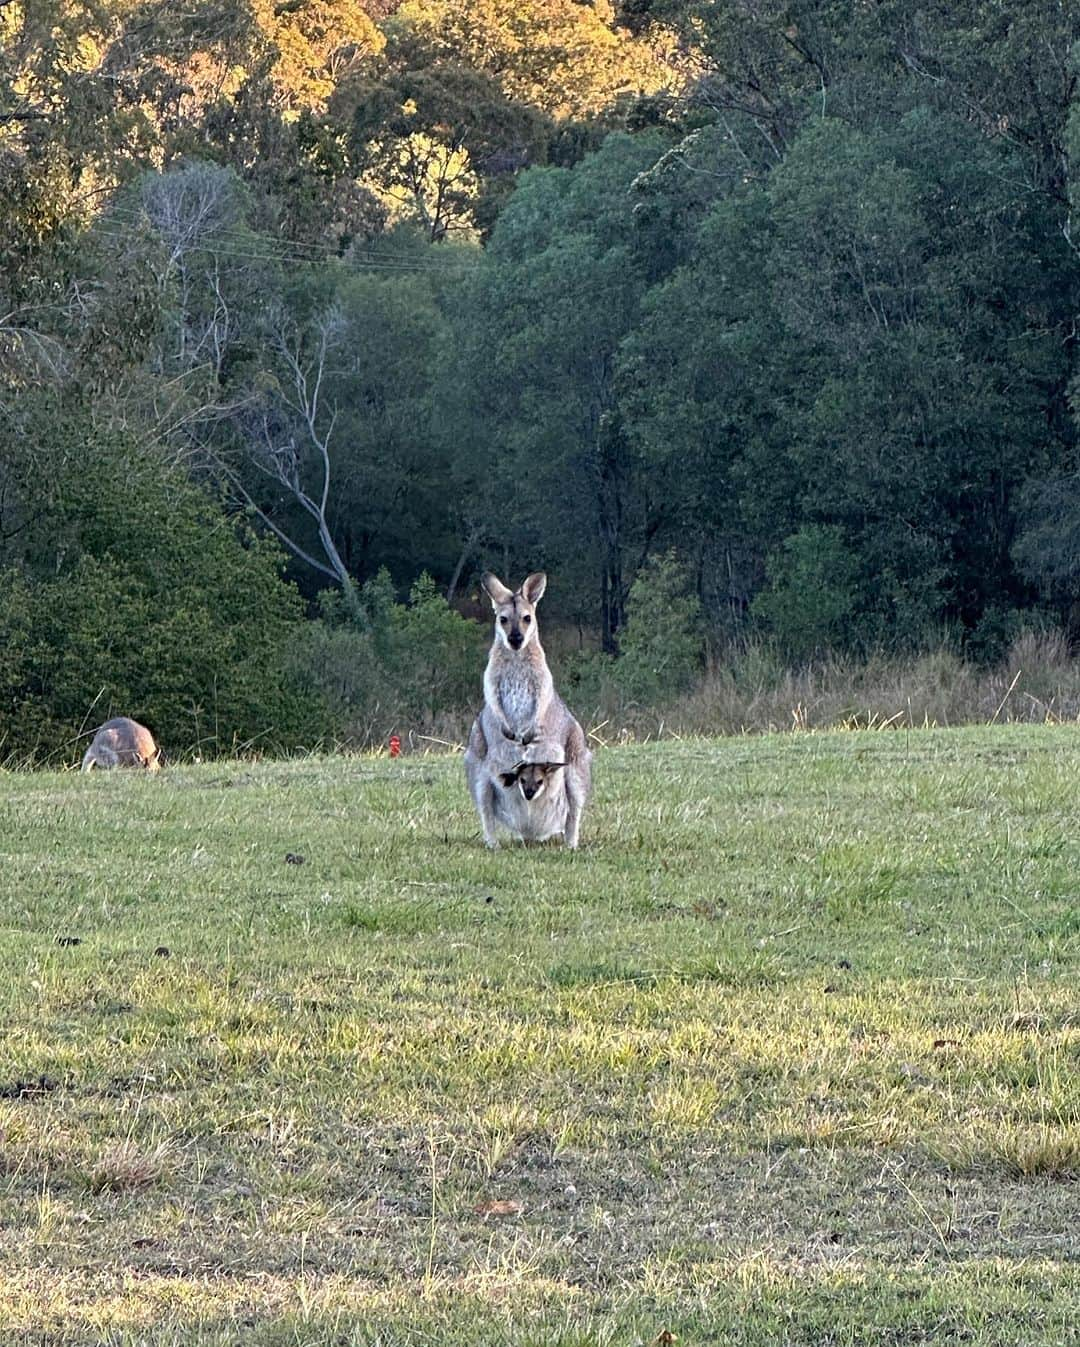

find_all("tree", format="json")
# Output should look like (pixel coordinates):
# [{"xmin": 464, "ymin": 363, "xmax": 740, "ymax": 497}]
[
  {"xmin": 231, "ymin": 302, "xmax": 360, "ymax": 609},
  {"xmin": 337, "ymin": 47, "xmax": 550, "ymax": 240},
  {"xmin": 751, "ymin": 526, "xmax": 861, "ymax": 658},
  {"xmin": 249, "ymin": 0, "xmax": 383, "ymax": 111},
  {"xmin": 447, "ymin": 132, "xmax": 669, "ymax": 649},
  {"xmin": 396, "ymin": 0, "xmax": 672, "ymax": 121},
  {"xmin": 622, "ymin": 107, "xmax": 1076, "ymax": 644},
  {"xmin": 218, "ymin": 251, "xmax": 459, "ymax": 602},
  {"xmin": 615, "ymin": 551, "xmax": 704, "ymax": 701},
  {"xmin": 618, "ymin": 179, "xmax": 786, "ymax": 634}
]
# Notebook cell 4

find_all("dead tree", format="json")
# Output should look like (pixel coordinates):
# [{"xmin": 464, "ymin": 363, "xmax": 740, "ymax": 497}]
[{"xmin": 229, "ymin": 305, "xmax": 361, "ymax": 619}]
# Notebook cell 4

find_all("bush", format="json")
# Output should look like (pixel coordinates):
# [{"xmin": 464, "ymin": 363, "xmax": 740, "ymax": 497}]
[
  {"xmin": 290, "ymin": 569, "xmax": 487, "ymax": 742},
  {"xmin": 614, "ymin": 552, "xmax": 704, "ymax": 703},
  {"xmin": 966, "ymin": 605, "xmax": 1053, "ymax": 666},
  {"xmin": 0, "ymin": 409, "xmax": 325, "ymax": 762},
  {"xmin": 752, "ymin": 525, "xmax": 861, "ymax": 658},
  {"xmin": 389, "ymin": 573, "xmax": 488, "ymax": 718},
  {"xmin": 560, "ymin": 648, "xmax": 617, "ymax": 721}
]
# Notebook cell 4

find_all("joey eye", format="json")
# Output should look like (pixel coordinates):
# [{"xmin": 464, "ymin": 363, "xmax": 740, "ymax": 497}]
[
  {"xmin": 523, "ymin": 615, "xmax": 531, "ymax": 624},
  {"xmin": 499, "ymin": 615, "xmax": 508, "ymax": 624}
]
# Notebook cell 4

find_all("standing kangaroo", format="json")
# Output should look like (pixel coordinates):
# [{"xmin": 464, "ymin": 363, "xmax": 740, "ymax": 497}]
[
  {"xmin": 464, "ymin": 572, "xmax": 592, "ymax": 848},
  {"xmin": 81, "ymin": 717, "xmax": 161, "ymax": 772}
]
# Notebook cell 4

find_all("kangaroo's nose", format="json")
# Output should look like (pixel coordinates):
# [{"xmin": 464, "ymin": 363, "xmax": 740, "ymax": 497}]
[{"xmin": 508, "ymin": 632, "xmax": 523, "ymax": 649}]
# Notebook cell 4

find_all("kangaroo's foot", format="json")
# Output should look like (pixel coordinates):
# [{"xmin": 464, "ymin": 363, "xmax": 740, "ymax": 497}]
[{"xmin": 564, "ymin": 806, "xmax": 582, "ymax": 850}]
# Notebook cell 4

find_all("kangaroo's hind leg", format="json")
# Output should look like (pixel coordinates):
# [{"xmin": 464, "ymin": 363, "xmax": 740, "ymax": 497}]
[
  {"xmin": 465, "ymin": 716, "xmax": 501, "ymax": 849},
  {"xmin": 81, "ymin": 745, "xmax": 118, "ymax": 772},
  {"xmin": 561, "ymin": 722, "xmax": 592, "ymax": 850}
]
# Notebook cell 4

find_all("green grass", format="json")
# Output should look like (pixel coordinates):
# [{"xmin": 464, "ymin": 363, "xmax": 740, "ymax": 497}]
[{"xmin": 0, "ymin": 725, "xmax": 1077, "ymax": 1344}]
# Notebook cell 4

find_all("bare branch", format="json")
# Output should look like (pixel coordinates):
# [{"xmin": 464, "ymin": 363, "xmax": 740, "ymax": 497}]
[
  {"xmin": 227, "ymin": 304, "xmax": 360, "ymax": 614},
  {"xmin": 214, "ymin": 460, "xmax": 339, "ymax": 581}
]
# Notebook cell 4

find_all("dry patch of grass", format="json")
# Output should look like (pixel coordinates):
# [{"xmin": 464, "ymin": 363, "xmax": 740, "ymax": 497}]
[
  {"xmin": 999, "ymin": 1129, "xmax": 1080, "ymax": 1179},
  {"xmin": 83, "ymin": 1138, "xmax": 176, "ymax": 1194}
]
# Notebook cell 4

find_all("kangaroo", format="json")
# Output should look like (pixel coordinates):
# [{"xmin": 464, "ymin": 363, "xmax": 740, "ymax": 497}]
[
  {"xmin": 479, "ymin": 571, "xmax": 553, "ymax": 746},
  {"xmin": 493, "ymin": 754, "xmax": 570, "ymax": 844},
  {"xmin": 81, "ymin": 717, "xmax": 161, "ymax": 772},
  {"xmin": 464, "ymin": 572, "xmax": 592, "ymax": 848}
]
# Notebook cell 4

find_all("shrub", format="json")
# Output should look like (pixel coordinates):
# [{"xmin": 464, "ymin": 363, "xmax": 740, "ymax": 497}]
[
  {"xmin": 0, "ymin": 409, "xmax": 325, "ymax": 762},
  {"xmin": 388, "ymin": 573, "xmax": 487, "ymax": 719},
  {"xmin": 752, "ymin": 525, "xmax": 861, "ymax": 658},
  {"xmin": 290, "ymin": 569, "xmax": 487, "ymax": 742},
  {"xmin": 612, "ymin": 552, "xmax": 704, "ymax": 704}
]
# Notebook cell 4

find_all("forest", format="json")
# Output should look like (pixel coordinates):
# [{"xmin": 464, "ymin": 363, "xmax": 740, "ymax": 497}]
[{"xmin": 4, "ymin": 1, "xmax": 1080, "ymax": 757}]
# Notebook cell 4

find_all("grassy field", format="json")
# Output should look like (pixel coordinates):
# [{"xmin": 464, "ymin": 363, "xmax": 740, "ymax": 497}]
[{"xmin": 0, "ymin": 726, "xmax": 1077, "ymax": 1345}]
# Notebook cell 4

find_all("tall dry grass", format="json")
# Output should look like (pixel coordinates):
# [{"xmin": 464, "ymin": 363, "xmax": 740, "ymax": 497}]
[
  {"xmin": 597, "ymin": 630, "xmax": 1080, "ymax": 740},
  {"xmin": 344, "ymin": 630, "xmax": 1080, "ymax": 751}
]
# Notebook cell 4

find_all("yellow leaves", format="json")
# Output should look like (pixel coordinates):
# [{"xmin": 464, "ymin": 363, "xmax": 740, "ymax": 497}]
[
  {"xmin": 72, "ymin": 33, "xmax": 103, "ymax": 74},
  {"xmin": 0, "ymin": 4, "xmax": 18, "ymax": 42},
  {"xmin": 369, "ymin": 131, "xmax": 479, "ymax": 241},
  {"xmin": 251, "ymin": 0, "xmax": 386, "ymax": 111},
  {"xmin": 396, "ymin": 0, "xmax": 675, "ymax": 120}
]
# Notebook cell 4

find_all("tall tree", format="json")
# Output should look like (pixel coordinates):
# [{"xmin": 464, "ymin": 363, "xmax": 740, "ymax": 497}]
[
  {"xmin": 624, "ymin": 107, "xmax": 1077, "ymax": 644},
  {"xmin": 448, "ymin": 132, "xmax": 667, "ymax": 648}
]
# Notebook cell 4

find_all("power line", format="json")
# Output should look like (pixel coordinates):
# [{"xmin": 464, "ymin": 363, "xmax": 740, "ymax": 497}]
[
  {"xmin": 100, "ymin": 209, "xmax": 480, "ymax": 274},
  {"xmin": 92, "ymin": 228, "xmax": 478, "ymax": 277},
  {"xmin": 100, "ymin": 211, "xmax": 476, "ymax": 267}
]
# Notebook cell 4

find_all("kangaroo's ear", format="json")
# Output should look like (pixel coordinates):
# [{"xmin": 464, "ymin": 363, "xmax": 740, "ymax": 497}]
[
  {"xmin": 482, "ymin": 572, "xmax": 514, "ymax": 607},
  {"xmin": 520, "ymin": 572, "xmax": 547, "ymax": 605}
]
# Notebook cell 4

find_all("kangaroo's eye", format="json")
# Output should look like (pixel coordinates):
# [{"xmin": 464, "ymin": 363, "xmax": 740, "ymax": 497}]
[
  {"xmin": 499, "ymin": 615, "xmax": 508, "ymax": 624},
  {"xmin": 523, "ymin": 615, "xmax": 531, "ymax": 624}
]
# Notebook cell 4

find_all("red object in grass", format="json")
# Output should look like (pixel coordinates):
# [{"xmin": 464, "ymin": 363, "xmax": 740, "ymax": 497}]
[{"xmin": 389, "ymin": 734, "xmax": 402, "ymax": 758}]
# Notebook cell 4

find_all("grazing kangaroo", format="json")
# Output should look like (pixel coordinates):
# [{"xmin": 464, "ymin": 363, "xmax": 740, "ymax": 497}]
[
  {"xmin": 81, "ymin": 717, "xmax": 161, "ymax": 772},
  {"xmin": 464, "ymin": 572, "xmax": 592, "ymax": 848}
]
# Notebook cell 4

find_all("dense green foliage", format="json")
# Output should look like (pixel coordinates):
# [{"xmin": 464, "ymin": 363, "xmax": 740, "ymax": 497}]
[
  {"xmin": 290, "ymin": 569, "xmax": 486, "ymax": 738},
  {"xmin": 5, "ymin": 1, "xmax": 1080, "ymax": 752},
  {"xmin": 0, "ymin": 404, "xmax": 321, "ymax": 758}
]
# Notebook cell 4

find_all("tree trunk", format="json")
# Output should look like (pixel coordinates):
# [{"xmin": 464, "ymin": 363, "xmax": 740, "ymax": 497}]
[
  {"xmin": 446, "ymin": 524, "xmax": 479, "ymax": 604},
  {"xmin": 596, "ymin": 412, "xmax": 627, "ymax": 654}
]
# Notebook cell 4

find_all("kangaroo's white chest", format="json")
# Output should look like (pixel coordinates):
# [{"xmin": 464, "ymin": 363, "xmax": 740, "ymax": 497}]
[
  {"xmin": 485, "ymin": 652, "xmax": 548, "ymax": 738},
  {"xmin": 499, "ymin": 664, "xmax": 538, "ymax": 727}
]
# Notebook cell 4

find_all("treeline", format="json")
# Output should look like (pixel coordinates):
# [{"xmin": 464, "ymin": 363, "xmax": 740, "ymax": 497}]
[{"xmin": 3, "ymin": 2, "xmax": 1080, "ymax": 757}]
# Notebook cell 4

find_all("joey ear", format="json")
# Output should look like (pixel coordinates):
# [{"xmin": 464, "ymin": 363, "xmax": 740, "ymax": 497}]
[
  {"xmin": 539, "ymin": 762, "xmax": 565, "ymax": 774},
  {"xmin": 520, "ymin": 572, "xmax": 547, "ymax": 605},
  {"xmin": 482, "ymin": 572, "xmax": 514, "ymax": 607},
  {"xmin": 498, "ymin": 772, "xmax": 518, "ymax": 787}
]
